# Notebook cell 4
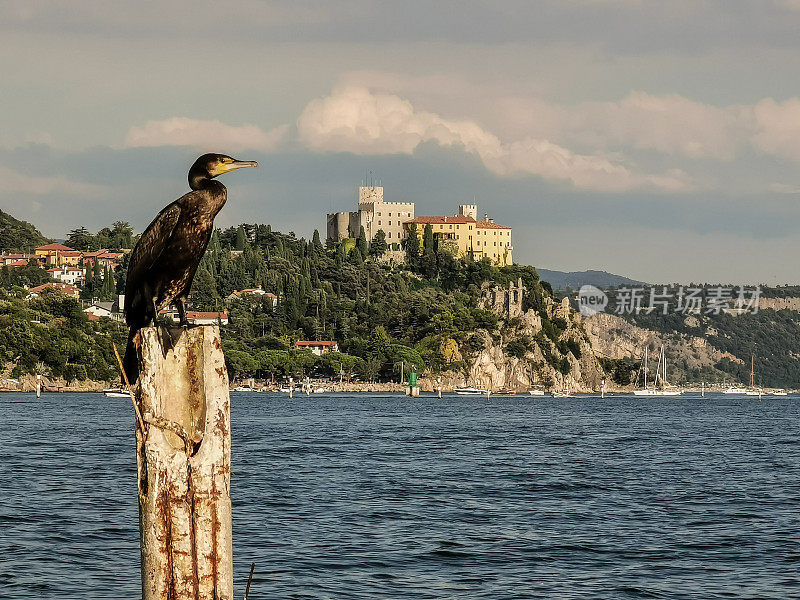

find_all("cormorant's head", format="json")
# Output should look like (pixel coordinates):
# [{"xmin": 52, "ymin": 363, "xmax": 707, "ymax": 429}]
[{"xmin": 189, "ymin": 153, "xmax": 258, "ymax": 189}]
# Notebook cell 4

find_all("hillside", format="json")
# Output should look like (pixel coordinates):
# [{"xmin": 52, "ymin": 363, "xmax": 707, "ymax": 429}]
[
  {"xmin": 0, "ymin": 209, "xmax": 49, "ymax": 252},
  {"xmin": 538, "ymin": 268, "xmax": 644, "ymax": 290}
]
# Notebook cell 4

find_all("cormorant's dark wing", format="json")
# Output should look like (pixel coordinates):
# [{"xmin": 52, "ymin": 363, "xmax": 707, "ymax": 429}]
[
  {"xmin": 127, "ymin": 200, "xmax": 183, "ymax": 283},
  {"xmin": 125, "ymin": 199, "xmax": 185, "ymax": 328}
]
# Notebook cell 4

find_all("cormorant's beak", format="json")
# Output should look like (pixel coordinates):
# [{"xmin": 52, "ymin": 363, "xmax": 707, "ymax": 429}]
[
  {"xmin": 213, "ymin": 159, "xmax": 258, "ymax": 176},
  {"xmin": 225, "ymin": 160, "xmax": 258, "ymax": 172}
]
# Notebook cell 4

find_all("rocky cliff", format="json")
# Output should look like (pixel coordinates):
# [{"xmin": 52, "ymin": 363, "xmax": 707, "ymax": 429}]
[{"xmin": 437, "ymin": 295, "xmax": 605, "ymax": 392}]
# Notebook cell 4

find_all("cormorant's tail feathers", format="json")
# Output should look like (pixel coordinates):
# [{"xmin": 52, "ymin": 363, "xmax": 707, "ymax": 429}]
[{"xmin": 122, "ymin": 329, "xmax": 139, "ymax": 385}]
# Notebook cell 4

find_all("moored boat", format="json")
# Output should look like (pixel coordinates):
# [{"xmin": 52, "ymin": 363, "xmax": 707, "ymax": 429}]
[
  {"xmin": 494, "ymin": 388, "xmax": 516, "ymax": 395},
  {"xmin": 454, "ymin": 386, "xmax": 489, "ymax": 395},
  {"xmin": 103, "ymin": 387, "xmax": 129, "ymax": 398},
  {"xmin": 633, "ymin": 345, "xmax": 683, "ymax": 396}
]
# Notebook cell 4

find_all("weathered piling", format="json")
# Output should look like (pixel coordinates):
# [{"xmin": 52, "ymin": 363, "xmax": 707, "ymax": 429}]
[{"xmin": 133, "ymin": 325, "xmax": 233, "ymax": 600}]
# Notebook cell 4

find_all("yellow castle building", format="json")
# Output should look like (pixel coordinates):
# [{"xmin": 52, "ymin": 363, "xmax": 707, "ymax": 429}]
[{"xmin": 403, "ymin": 204, "xmax": 513, "ymax": 266}]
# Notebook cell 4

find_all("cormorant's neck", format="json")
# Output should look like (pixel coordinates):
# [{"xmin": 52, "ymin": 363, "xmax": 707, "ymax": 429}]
[{"xmin": 189, "ymin": 169, "xmax": 212, "ymax": 191}]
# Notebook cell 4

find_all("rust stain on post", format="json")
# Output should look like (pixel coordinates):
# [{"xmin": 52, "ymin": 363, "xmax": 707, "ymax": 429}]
[{"xmin": 135, "ymin": 325, "xmax": 233, "ymax": 600}]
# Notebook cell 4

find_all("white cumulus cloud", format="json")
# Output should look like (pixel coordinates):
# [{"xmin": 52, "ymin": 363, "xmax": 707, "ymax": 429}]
[
  {"xmin": 125, "ymin": 118, "xmax": 288, "ymax": 153},
  {"xmin": 297, "ymin": 86, "xmax": 690, "ymax": 192}
]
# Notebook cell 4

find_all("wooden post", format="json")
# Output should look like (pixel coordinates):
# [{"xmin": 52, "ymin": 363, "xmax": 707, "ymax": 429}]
[{"xmin": 134, "ymin": 325, "xmax": 233, "ymax": 600}]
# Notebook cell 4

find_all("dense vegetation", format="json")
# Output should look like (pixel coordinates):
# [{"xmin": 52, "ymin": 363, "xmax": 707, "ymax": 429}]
[
  {"xmin": 184, "ymin": 223, "xmax": 550, "ymax": 381},
  {"xmin": 6, "ymin": 211, "xmax": 799, "ymax": 388},
  {"xmin": 0, "ymin": 287, "xmax": 127, "ymax": 381},
  {"xmin": 0, "ymin": 209, "xmax": 49, "ymax": 251},
  {"xmin": 0, "ymin": 216, "xmax": 555, "ymax": 384}
]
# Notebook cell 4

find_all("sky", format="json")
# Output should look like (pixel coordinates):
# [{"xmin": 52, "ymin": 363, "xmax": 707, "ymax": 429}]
[{"xmin": 3, "ymin": 0, "xmax": 800, "ymax": 284}]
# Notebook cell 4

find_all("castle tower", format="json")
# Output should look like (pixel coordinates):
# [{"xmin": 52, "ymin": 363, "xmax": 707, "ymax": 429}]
[
  {"xmin": 459, "ymin": 204, "xmax": 477, "ymax": 219},
  {"xmin": 359, "ymin": 185, "xmax": 384, "ymax": 206}
]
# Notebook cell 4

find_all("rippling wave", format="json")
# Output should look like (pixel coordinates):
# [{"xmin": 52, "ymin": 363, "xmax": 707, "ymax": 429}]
[{"xmin": 1, "ymin": 392, "xmax": 798, "ymax": 598}]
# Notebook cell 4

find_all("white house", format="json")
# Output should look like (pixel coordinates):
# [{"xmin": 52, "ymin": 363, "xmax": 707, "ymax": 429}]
[
  {"xmin": 295, "ymin": 340, "xmax": 339, "ymax": 356},
  {"xmin": 186, "ymin": 311, "xmax": 229, "ymax": 325},
  {"xmin": 48, "ymin": 265, "xmax": 84, "ymax": 286}
]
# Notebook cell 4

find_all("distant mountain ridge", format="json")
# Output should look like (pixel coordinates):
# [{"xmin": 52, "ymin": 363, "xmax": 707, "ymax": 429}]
[{"xmin": 538, "ymin": 268, "xmax": 644, "ymax": 290}]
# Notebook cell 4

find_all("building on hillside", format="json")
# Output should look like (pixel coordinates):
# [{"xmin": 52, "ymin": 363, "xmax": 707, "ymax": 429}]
[
  {"xmin": 83, "ymin": 301, "xmax": 123, "ymax": 322},
  {"xmin": 27, "ymin": 282, "xmax": 80, "ymax": 299},
  {"xmin": 1, "ymin": 253, "xmax": 39, "ymax": 266},
  {"xmin": 403, "ymin": 204, "xmax": 513, "ymax": 266},
  {"xmin": 5, "ymin": 259, "xmax": 31, "ymax": 269},
  {"xmin": 35, "ymin": 243, "xmax": 78, "ymax": 266},
  {"xmin": 48, "ymin": 265, "xmax": 85, "ymax": 286},
  {"xmin": 227, "ymin": 287, "xmax": 278, "ymax": 309},
  {"xmin": 81, "ymin": 250, "xmax": 124, "ymax": 269},
  {"xmin": 186, "ymin": 311, "xmax": 229, "ymax": 325},
  {"xmin": 295, "ymin": 340, "xmax": 339, "ymax": 356},
  {"xmin": 327, "ymin": 184, "xmax": 415, "ymax": 258}
]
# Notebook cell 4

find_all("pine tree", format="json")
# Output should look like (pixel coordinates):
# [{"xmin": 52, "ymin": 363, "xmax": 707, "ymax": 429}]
[
  {"xmin": 235, "ymin": 226, "xmax": 248, "ymax": 251},
  {"xmin": 357, "ymin": 226, "xmax": 368, "ymax": 257},
  {"xmin": 312, "ymin": 229, "xmax": 323, "ymax": 253},
  {"xmin": 422, "ymin": 223, "xmax": 437, "ymax": 277},
  {"xmin": 369, "ymin": 229, "xmax": 388, "ymax": 259},
  {"xmin": 405, "ymin": 223, "xmax": 420, "ymax": 266}
]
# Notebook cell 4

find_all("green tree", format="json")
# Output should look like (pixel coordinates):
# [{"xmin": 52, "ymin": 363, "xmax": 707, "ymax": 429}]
[
  {"xmin": 369, "ymin": 229, "xmax": 388, "ymax": 259},
  {"xmin": 191, "ymin": 267, "xmax": 221, "ymax": 310},
  {"xmin": 235, "ymin": 226, "xmax": 248, "ymax": 251},
  {"xmin": 110, "ymin": 221, "xmax": 134, "ymax": 249},
  {"xmin": 421, "ymin": 223, "xmax": 437, "ymax": 277},
  {"xmin": 356, "ymin": 226, "xmax": 368, "ymax": 257},
  {"xmin": 66, "ymin": 227, "xmax": 94, "ymax": 250},
  {"xmin": 404, "ymin": 223, "xmax": 420, "ymax": 266}
]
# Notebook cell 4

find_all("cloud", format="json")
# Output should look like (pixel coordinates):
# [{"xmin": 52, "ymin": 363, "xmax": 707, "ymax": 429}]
[
  {"xmin": 751, "ymin": 97, "xmax": 800, "ymax": 164},
  {"xmin": 0, "ymin": 166, "xmax": 104, "ymax": 196},
  {"xmin": 125, "ymin": 118, "xmax": 288, "ymax": 153},
  {"xmin": 297, "ymin": 85, "xmax": 690, "ymax": 192}
]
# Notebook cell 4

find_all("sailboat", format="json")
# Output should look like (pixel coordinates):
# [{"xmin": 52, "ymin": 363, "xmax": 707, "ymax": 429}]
[
  {"xmin": 723, "ymin": 354, "xmax": 762, "ymax": 395},
  {"xmin": 633, "ymin": 345, "xmax": 682, "ymax": 396},
  {"xmin": 743, "ymin": 355, "xmax": 763, "ymax": 396}
]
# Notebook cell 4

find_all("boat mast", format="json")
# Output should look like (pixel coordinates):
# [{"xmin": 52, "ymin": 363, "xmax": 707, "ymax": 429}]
[
  {"xmin": 750, "ymin": 354, "xmax": 755, "ymax": 388},
  {"xmin": 644, "ymin": 345, "xmax": 648, "ymax": 389}
]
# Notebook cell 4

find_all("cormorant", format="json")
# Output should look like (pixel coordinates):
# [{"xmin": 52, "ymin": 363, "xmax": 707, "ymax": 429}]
[{"xmin": 122, "ymin": 153, "xmax": 257, "ymax": 383}]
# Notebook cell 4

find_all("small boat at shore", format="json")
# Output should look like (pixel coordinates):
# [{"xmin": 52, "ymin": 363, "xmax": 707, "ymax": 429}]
[
  {"xmin": 772, "ymin": 389, "xmax": 788, "ymax": 396},
  {"xmin": 103, "ymin": 388, "xmax": 129, "ymax": 398},
  {"xmin": 455, "ymin": 386, "xmax": 489, "ymax": 395},
  {"xmin": 633, "ymin": 345, "xmax": 683, "ymax": 396},
  {"xmin": 528, "ymin": 387, "xmax": 545, "ymax": 396},
  {"xmin": 551, "ymin": 384, "xmax": 572, "ymax": 398},
  {"xmin": 494, "ymin": 388, "xmax": 516, "ymax": 395}
]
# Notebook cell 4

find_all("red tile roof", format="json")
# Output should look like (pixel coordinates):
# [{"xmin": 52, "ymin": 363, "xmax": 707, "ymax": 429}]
[
  {"xmin": 186, "ymin": 312, "xmax": 228, "ymax": 319},
  {"xmin": 407, "ymin": 215, "xmax": 511, "ymax": 229},
  {"xmin": 28, "ymin": 282, "xmax": 80, "ymax": 296},
  {"xmin": 36, "ymin": 243, "xmax": 74, "ymax": 252},
  {"xmin": 475, "ymin": 220, "xmax": 511, "ymax": 230},
  {"xmin": 408, "ymin": 215, "xmax": 475, "ymax": 225}
]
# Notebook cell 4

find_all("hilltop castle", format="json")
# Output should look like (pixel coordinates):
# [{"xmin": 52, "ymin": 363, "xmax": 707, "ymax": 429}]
[{"xmin": 326, "ymin": 184, "xmax": 512, "ymax": 266}]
